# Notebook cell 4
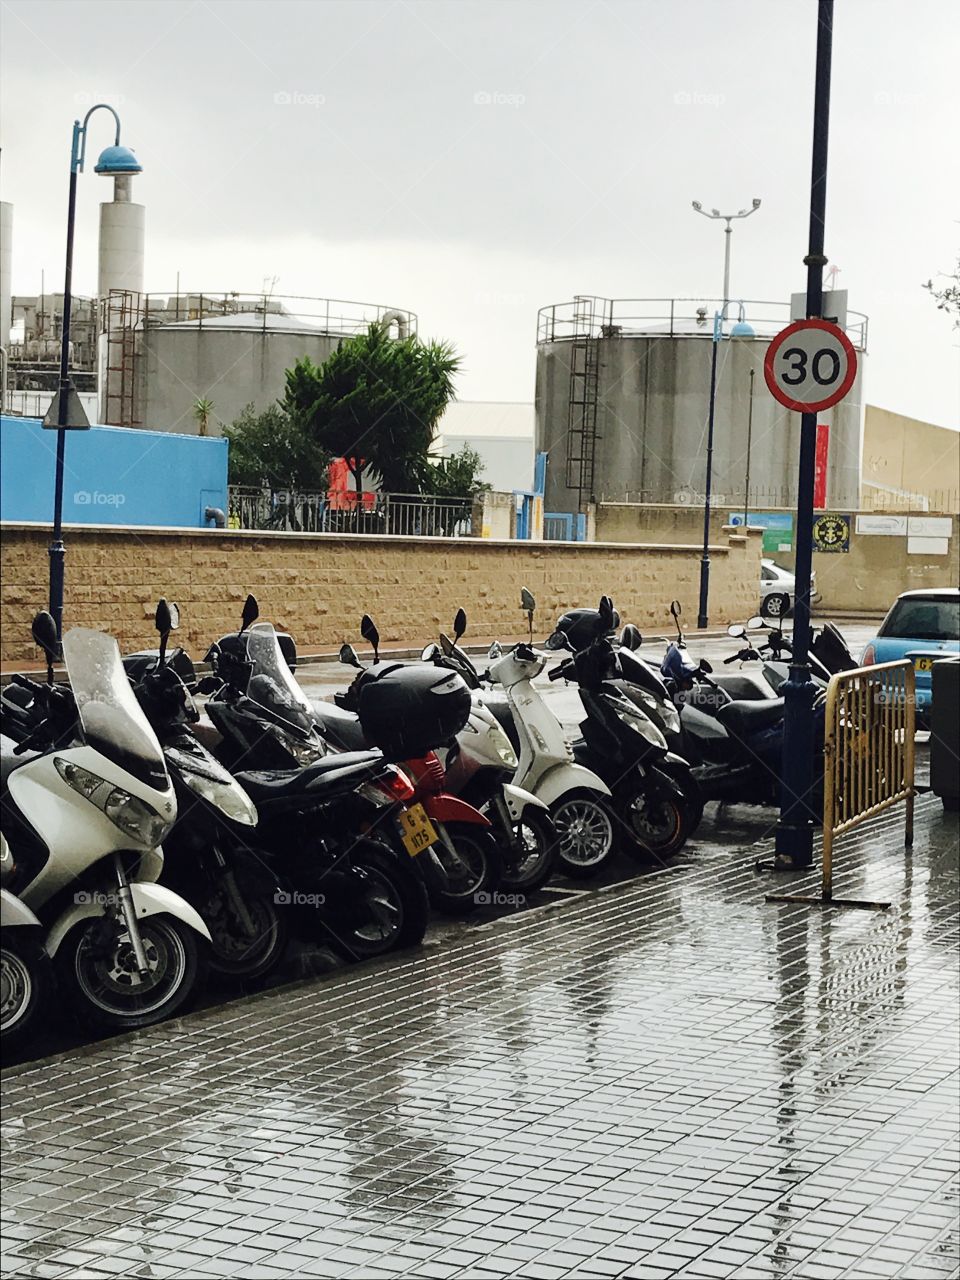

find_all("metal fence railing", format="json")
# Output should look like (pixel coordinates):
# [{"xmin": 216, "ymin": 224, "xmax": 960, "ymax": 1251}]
[
  {"xmin": 228, "ymin": 488, "xmax": 475, "ymax": 538},
  {"xmin": 770, "ymin": 660, "xmax": 916, "ymax": 911}
]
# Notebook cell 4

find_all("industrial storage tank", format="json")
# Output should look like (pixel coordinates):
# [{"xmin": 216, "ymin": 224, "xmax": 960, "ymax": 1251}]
[
  {"xmin": 535, "ymin": 296, "xmax": 868, "ymax": 515},
  {"xmin": 97, "ymin": 292, "xmax": 416, "ymax": 432}
]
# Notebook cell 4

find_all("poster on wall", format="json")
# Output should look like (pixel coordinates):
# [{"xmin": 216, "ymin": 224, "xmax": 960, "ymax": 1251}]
[
  {"xmin": 728, "ymin": 511, "xmax": 794, "ymax": 554},
  {"xmin": 812, "ymin": 513, "xmax": 851, "ymax": 553}
]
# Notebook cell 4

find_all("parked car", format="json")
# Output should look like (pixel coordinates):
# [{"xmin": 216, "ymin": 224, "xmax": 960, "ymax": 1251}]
[
  {"xmin": 760, "ymin": 558, "xmax": 819, "ymax": 619},
  {"xmin": 861, "ymin": 588, "xmax": 960, "ymax": 726}
]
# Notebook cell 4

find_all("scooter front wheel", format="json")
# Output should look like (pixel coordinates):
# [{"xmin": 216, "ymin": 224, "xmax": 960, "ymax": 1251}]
[
  {"xmin": 422, "ymin": 823, "xmax": 502, "ymax": 914},
  {"xmin": 551, "ymin": 790, "xmax": 618, "ymax": 879},
  {"xmin": 62, "ymin": 914, "xmax": 206, "ymax": 1031},
  {"xmin": 203, "ymin": 878, "xmax": 289, "ymax": 982},
  {"xmin": 1, "ymin": 934, "xmax": 51, "ymax": 1051},
  {"xmin": 498, "ymin": 809, "xmax": 559, "ymax": 894},
  {"xmin": 616, "ymin": 780, "xmax": 691, "ymax": 859}
]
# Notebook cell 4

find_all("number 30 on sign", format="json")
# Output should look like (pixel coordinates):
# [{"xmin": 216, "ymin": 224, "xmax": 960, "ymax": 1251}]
[{"xmin": 764, "ymin": 318, "xmax": 858, "ymax": 414}]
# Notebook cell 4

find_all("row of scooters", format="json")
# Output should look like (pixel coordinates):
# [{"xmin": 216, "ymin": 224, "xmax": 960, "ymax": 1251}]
[{"xmin": 0, "ymin": 588, "xmax": 854, "ymax": 1051}]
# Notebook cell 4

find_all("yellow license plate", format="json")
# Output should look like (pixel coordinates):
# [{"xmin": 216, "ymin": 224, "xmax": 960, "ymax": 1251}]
[
  {"xmin": 913, "ymin": 656, "xmax": 935, "ymax": 672},
  {"xmin": 397, "ymin": 803, "xmax": 438, "ymax": 856}
]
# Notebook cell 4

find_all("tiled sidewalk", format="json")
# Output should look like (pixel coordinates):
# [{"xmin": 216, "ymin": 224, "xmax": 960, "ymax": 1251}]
[{"xmin": 2, "ymin": 796, "xmax": 957, "ymax": 1279}]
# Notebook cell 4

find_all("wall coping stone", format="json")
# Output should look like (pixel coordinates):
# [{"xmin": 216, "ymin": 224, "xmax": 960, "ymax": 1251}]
[{"xmin": 1, "ymin": 521, "xmax": 735, "ymax": 555}]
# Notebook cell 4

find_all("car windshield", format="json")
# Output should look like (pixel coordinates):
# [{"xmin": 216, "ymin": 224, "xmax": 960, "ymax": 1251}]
[
  {"xmin": 879, "ymin": 597, "xmax": 960, "ymax": 642},
  {"xmin": 245, "ymin": 623, "xmax": 317, "ymax": 735},
  {"xmin": 62, "ymin": 628, "xmax": 168, "ymax": 791}
]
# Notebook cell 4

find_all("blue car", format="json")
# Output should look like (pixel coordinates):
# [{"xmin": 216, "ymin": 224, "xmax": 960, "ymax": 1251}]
[{"xmin": 861, "ymin": 588, "xmax": 960, "ymax": 725}]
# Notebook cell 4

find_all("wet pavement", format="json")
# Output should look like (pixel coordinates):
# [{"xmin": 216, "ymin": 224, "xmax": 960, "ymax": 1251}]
[{"xmin": 2, "ymin": 793, "xmax": 957, "ymax": 1280}]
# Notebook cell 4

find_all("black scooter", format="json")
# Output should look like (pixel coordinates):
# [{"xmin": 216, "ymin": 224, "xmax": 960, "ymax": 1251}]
[{"xmin": 545, "ymin": 598, "xmax": 701, "ymax": 857}]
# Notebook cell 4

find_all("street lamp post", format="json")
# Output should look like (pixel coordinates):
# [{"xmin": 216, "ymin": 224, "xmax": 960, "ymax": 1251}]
[
  {"xmin": 47, "ymin": 103, "xmax": 141, "ymax": 641},
  {"xmin": 691, "ymin": 198, "xmax": 761, "ymax": 629}
]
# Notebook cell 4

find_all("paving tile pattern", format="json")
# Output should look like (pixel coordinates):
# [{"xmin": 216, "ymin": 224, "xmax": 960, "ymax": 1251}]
[{"xmin": 2, "ymin": 795, "xmax": 958, "ymax": 1279}]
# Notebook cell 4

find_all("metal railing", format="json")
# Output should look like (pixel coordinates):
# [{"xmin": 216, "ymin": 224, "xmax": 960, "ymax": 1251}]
[
  {"xmin": 537, "ymin": 297, "xmax": 869, "ymax": 351},
  {"xmin": 772, "ymin": 660, "xmax": 916, "ymax": 910},
  {"xmin": 106, "ymin": 291, "xmax": 417, "ymax": 339},
  {"xmin": 228, "ymin": 487, "xmax": 475, "ymax": 537}
]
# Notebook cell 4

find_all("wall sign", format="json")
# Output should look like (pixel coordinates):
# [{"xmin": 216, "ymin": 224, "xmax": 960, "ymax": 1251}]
[
  {"xmin": 812, "ymin": 513, "xmax": 851, "ymax": 553},
  {"xmin": 856, "ymin": 514, "xmax": 907, "ymax": 536}
]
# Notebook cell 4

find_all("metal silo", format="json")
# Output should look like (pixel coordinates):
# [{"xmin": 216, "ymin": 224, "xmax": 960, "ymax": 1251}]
[{"xmin": 535, "ymin": 296, "xmax": 867, "ymax": 515}]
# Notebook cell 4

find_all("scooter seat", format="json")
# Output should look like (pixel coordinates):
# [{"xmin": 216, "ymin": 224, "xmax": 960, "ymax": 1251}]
[
  {"xmin": 715, "ymin": 697, "xmax": 785, "ymax": 738},
  {"xmin": 310, "ymin": 700, "xmax": 369, "ymax": 751},
  {"xmin": 235, "ymin": 750, "xmax": 386, "ymax": 800}
]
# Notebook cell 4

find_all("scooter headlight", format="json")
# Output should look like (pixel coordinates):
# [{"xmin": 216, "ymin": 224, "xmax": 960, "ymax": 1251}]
[
  {"xmin": 488, "ymin": 723, "xmax": 518, "ymax": 769},
  {"xmin": 614, "ymin": 704, "xmax": 667, "ymax": 749},
  {"xmin": 660, "ymin": 703, "xmax": 681, "ymax": 735},
  {"xmin": 55, "ymin": 759, "xmax": 173, "ymax": 846},
  {"xmin": 180, "ymin": 770, "xmax": 258, "ymax": 826}
]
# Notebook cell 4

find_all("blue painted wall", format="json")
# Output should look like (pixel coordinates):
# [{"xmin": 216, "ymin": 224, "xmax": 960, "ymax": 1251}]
[{"xmin": 0, "ymin": 416, "xmax": 228, "ymax": 528}]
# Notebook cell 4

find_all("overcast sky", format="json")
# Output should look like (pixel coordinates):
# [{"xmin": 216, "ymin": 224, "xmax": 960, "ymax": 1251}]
[{"xmin": 3, "ymin": 0, "xmax": 958, "ymax": 428}]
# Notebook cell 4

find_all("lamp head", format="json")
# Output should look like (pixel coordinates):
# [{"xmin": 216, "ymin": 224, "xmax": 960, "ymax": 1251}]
[{"xmin": 94, "ymin": 144, "xmax": 142, "ymax": 176}]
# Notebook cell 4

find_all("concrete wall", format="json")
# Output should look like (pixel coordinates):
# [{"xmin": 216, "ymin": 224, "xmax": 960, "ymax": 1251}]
[
  {"xmin": 774, "ymin": 512, "xmax": 959, "ymax": 613},
  {"xmin": 862, "ymin": 406, "xmax": 960, "ymax": 510},
  {"xmin": 536, "ymin": 334, "xmax": 864, "ymax": 513},
  {"xmin": 595, "ymin": 502, "xmax": 729, "ymax": 546},
  {"xmin": 474, "ymin": 491, "xmax": 516, "ymax": 539},
  {"xmin": 0, "ymin": 415, "xmax": 228, "ymax": 528},
  {"xmin": 0, "ymin": 523, "xmax": 761, "ymax": 665}
]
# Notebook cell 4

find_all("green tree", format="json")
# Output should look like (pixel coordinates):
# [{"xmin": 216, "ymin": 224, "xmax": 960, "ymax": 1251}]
[
  {"xmin": 423, "ymin": 444, "xmax": 491, "ymax": 497},
  {"xmin": 923, "ymin": 255, "xmax": 960, "ymax": 329},
  {"xmin": 284, "ymin": 321, "xmax": 460, "ymax": 498},
  {"xmin": 224, "ymin": 402, "xmax": 330, "ymax": 489}
]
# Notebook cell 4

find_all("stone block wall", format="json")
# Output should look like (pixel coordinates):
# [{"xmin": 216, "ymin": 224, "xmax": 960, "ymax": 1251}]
[{"xmin": 0, "ymin": 523, "xmax": 761, "ymax": 664}]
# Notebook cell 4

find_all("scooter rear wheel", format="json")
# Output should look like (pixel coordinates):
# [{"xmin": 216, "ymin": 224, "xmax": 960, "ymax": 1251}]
[
  {"xmin": 1, "ymin": 934, "xmax": 51, "ymax": 1051},
  {"xmin": 326, "ymin": 844, "xmax": 430, "ymax": 958},
  {"xmin": 499, "ymin": 810, "xmax": 559, "ymax": 894},
  {"xmin": 551, "ymin": 790, "xmax": 618, "ymax": 878},
  {"xmin": 423, "ymin": 823, "xmax": 502, "ymax": 915}
]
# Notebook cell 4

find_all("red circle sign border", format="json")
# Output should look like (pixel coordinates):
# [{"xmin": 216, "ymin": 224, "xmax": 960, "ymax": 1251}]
[{"xmin": 763, "ymin": 317, "xmax": 858, "ymax": 414}]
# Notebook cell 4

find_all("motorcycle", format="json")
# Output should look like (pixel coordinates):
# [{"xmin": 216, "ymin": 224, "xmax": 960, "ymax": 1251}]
[
  {"xmin": 199, "ymin": 598, "xmax": 433, "ymax": 957},
  {"xmin": 544, "ymin": 598, "xmax": 700, "ymax": 857},
  {"xmin": 325, "ymin": 611, "xmax": 558, "ymax": 897},
  {"xmin": 332, "ymin": 614, "xmax": 502, "ymax": 915},
  {"xmin": 125, "ymin": 600, "xmax": 289, "ymax": 982},
  {"xmin": 1, "ymin": 833, "xmax": 52, "ymax": 1050},
  {"xmin": 1, "ymin": 612, "xmax": 211, "ymax": 1031}
]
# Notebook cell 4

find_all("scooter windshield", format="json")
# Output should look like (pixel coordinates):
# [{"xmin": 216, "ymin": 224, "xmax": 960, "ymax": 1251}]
[
  {"xmin": 245, "ymin": 623, "xmax": 317, "ymax": 736},
  {"xmin": 62, "ymin": 628, "xmax": 169, "ymax": 791}
]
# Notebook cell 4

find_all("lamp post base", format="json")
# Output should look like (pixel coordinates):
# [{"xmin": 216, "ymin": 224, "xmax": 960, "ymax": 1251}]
[{"xmin": 48, "ymin": 538, "xmax": 66, "ymax": 641}]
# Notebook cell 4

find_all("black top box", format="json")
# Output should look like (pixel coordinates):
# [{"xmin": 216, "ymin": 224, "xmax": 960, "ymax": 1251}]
[{"xmin": 356, "ymin": 662, "xmax": 472, "ymax": 759}]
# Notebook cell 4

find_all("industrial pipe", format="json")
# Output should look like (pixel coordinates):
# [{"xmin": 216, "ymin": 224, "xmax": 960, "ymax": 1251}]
[{"xmin": 204, "ymin": 506, "xmax": 226, "ymax": 528}]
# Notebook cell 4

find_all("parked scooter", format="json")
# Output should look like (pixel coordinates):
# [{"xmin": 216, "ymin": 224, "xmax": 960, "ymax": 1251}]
[
  {"xmin": 423, "ymin": 596, "xmax": 618, "ymax": 877},
  {"xmin": 1, "ymin": 613, "xmax": 211, "ymax": 1031},
  {"xmin": 335, "ymin": 615, "xmax": 503, "ymax": 915},
  {"xmin": 322, "ymin": 611, "xmax": 558, "ymax": 896},
  {"xmin": 545, "ymin": 598, "xmax": 700, "ymax": 856},
  {"xmin": 199, "ymin": 599, "xmax": 433, "ymax": 955},
  {"xmin": 1, "ymin": 832, "xmax": 52, "ymax": 1049},
  {"xmin": 125, "ymin": 601, "xmax": 293, "ymax": 982}
]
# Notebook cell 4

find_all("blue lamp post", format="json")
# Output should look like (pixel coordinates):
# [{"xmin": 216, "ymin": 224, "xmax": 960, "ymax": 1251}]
[{"xmin": 48, "ymin": 103, "xmax": 141, "ymax": 641}]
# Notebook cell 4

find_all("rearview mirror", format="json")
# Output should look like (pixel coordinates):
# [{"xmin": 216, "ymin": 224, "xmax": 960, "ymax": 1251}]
[
  {"xmin": 155, "ymin": 598, "xmax": 178, "ymax": 635},
  {"xmin": 620, "ymin": 624, "xmax": 642, "ymax": 651},
  {"xmin": 544, "ymin": 631, "xmax": 569, "ymax": 652},
  {"xmin": 339, "ymin": 643, "xmax": 362, "ymax": 669},
  {"xmin": 727, "ymin": 624, "xmax": 746, "ymax": 639},
  {"xmin": 196, "ymin": 674, "xmax": 220, "ymax": 694},
  {"xmin": 421, "ymin": 643, "xmax": 440, "ymax": 661},
  {"xmin": 746, "ymin": 615, "xmax": 765, "ymax": 630},
  {"xmin": 699, "ymin": 658, "xmax": 713, "ymax": 674},
  {"xmin": 360, "ymin": 614, "xmax": 380, "ymax": 663},
  {"xmin": 453, "ymin": 608, "xmax": 467, "ymax": 642},
  {"xmin": 240, "ymin": 594, "xmax": 259, "ymax": 633},
  {"xmin": 31, "ymin": 610, "xmax": 60, "ymax": 680},
  {"xmin": 488, "ymin": 641, "xmax": 502, "ymax": 659},
  {"xmin": 520, "ymin": 588, "xmax": 536, "ymax": 614},
  {"xmin": 670, "ymin": 600, "xmax": 681, "ymax": 618}
]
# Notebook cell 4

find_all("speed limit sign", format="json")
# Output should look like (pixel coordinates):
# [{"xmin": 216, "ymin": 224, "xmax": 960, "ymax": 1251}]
[{"xmin": 764, "ymin": 318, "xmax": 857, "ymax": 414}]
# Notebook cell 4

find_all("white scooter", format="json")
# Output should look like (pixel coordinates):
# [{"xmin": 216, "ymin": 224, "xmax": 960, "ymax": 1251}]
[
  {"xmin": 1, "ymin": 832, "xmax": 51, "ymax": 1049},
  {"xmin": 484, "ymin": 635, "xmax": 619, "ymax": 878},
  {"xmin": 1, "ymin": 613, "xmax": 211, "ymax": 1031}
]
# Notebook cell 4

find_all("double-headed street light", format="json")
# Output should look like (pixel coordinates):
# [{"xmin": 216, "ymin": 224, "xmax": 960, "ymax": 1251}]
[
  {"xmin": 691, "ymin": 197, "xmax": 761, "ymax": 628},
  {"xmin": 47, "ymin": 103, "xmax": 141, "ymax": 641}
]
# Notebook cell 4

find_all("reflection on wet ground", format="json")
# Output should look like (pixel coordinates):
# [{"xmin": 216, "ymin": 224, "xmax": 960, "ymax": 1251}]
[{"xmin": 1, "ymin": 795, "xmax": 957, "ymax": 1279}]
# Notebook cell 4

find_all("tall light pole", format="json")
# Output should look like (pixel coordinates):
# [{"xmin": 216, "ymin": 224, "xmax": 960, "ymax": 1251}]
[
  {"xmin": 47, "ymin": 104, "xmax": 142, "ymax": 642},
  {"xmin": 691, "ymin": 198, "xmax": 761, "ymax": 628}
]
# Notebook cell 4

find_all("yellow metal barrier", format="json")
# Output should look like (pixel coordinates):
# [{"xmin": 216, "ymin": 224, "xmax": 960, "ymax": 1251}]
[{"xmin": 769, "ymin": 659, "xmax": 916, "ymax": 909}]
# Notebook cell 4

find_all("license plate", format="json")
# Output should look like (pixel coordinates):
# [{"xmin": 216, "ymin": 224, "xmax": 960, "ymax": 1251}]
[
  {"xmin": 913, "ymin": 656, "xmax": 935, "ymax": 672},
  {"xmin": 397, "ymin": 803, "xmax": 438, "ymax": 856}
]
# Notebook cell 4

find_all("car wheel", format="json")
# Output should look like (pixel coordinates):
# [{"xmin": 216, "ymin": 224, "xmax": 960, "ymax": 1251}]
[{"xmin": 761, "ymin": 592, "xmax": 790, "ymax": 619}]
